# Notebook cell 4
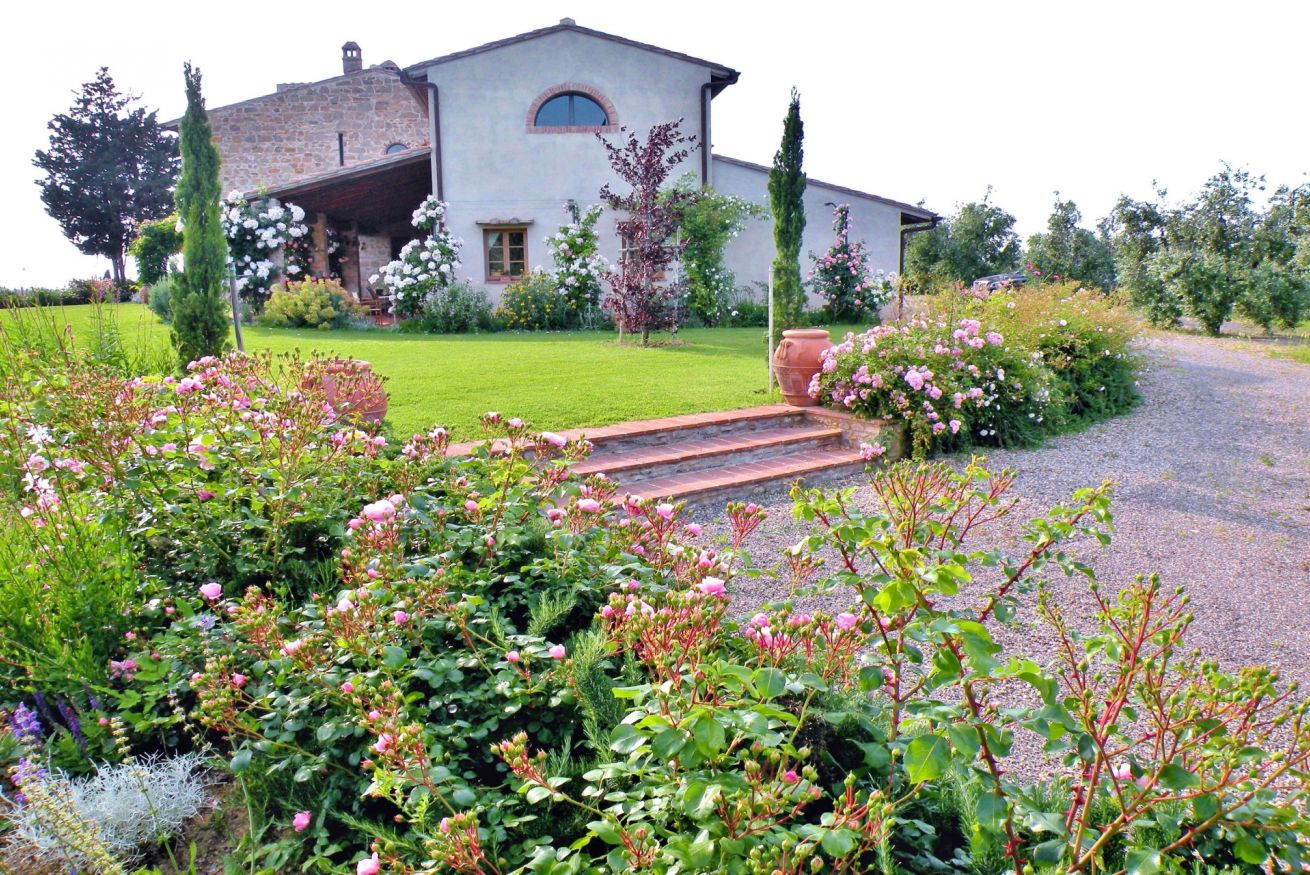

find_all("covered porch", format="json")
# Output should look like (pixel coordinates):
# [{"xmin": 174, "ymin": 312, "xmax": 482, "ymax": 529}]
[{"xmin": 255, "ymin": 147, "xmax": 433, "ymax": 320}]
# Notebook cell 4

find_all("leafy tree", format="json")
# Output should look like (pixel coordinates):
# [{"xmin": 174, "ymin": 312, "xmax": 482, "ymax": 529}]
[
  {"xmin": 1025, "ymin": 195, "xmax": 1116, "ymax": 290},
  {"xmin": 129, "ymin": 214, "xmax": 183, "ymax": 286},
  {"xmin": 170, "ymin": 64, "xmax": 230, "ymax": 365},
  {"xmin": 667, "ymin": 175, "xmax": 764, "ymax": 325},
  {"xmin": 904, "ymin": 191, "xmax": 1020, "ymax": 288},
  {"xmin": 33, "ymin": 68, "xmax": 179, "ymax": 288},
  {"xmin": 598, "ymin": 120, "xmax": 697, "ymax": 345},
  {"xmin": 1103, "ymin": 191, "xmax": 1175, "ymax": 322},
  {"xmin": 1107, "ymin": 166, "xmax": 1310, "ymax": 334},
  {"xmin": 768, "ymin": 88, "xmax": 806, "ymax": 328}
]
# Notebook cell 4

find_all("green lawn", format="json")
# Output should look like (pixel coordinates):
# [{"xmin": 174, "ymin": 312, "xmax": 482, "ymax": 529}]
[{"xmin": 2, "ymin": 303, "xmax": 851, "ymax": 439}]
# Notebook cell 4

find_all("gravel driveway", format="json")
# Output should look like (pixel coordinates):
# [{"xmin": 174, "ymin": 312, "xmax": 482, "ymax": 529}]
[{"xmin": 701, "ymin": 331, "xmax": 1310, "ymax": 688}]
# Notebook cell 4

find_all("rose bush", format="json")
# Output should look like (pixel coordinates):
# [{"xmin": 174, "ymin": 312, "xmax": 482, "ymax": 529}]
[
  {"xmin": 373, "ymin": 196, "xmax": 464, "ymax": 320},
  {"xmin": 815, "ymin": 283, "xmax": 1139, "ymax": 457}
]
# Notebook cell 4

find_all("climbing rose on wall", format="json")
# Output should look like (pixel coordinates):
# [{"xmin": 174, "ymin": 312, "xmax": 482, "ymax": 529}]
[
  {"xmin": 807, "ymin": 203, "xmax": 893, "ymax": 322},
  {"xmin": 221, "ymin": 193, "xmax": 309, "ymax": 309},
  {"xmin": 372, "ymin": 195, "xmax": 463, "ymax": 319},
  {"xmin": 546, "ymin": 200, "xmax": 609, "ymax": 325}
]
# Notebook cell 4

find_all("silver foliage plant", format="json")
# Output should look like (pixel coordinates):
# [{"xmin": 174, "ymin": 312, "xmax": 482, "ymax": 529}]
[{"xmin": 7, "ymin": 752, "xmax": 213, "ymax": 868}]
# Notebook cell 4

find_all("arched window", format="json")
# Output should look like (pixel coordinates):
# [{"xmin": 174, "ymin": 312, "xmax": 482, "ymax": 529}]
[
  {"xmin": 385, "ymin": 143, "xmax": 408, "ymax": 155},
  {"xmin": 534, "ymin": 92, "xmax": 608, "ymax": 127}
]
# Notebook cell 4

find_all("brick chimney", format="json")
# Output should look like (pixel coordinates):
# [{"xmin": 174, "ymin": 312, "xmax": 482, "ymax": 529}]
[{"xmin": 342, "ymin": 41, "xmax": 362, "ymax": 74}]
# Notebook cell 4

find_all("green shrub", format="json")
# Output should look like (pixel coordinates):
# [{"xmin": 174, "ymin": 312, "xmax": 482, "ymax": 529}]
[
  {"xmin": 146, "ymin": 276, "xmax": 174, "ymax": 323},
  {"xmin": 257, "ymin": 277, "xmax": 363, "ymax": 330},
  {"xmin": 397, "ymin": 280, "xmax": 495, "ymax": 334},
  {"xmin": 496, "ymin": 270, "xmax": 572, "ymax": 330}
]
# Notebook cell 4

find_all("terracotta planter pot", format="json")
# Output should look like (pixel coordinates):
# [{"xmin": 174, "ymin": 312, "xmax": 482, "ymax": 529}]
[
  {"xmin": 316, "ymin": 359, "xmax": 388, "ymax": 424},
  {"xmin": 772, "ymin": 329, "xmax": 831, "ymax": 407}
]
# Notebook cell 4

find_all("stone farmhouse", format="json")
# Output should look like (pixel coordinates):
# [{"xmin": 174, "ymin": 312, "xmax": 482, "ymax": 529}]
[{"xmin": 198, "ymin": 19, "xmax": 937, "ymax": 306}]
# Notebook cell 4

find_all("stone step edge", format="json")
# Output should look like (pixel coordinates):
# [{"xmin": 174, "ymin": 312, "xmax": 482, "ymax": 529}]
[
  {"xmin": 573, "ymin": 424, "xmax": 844, "ymax": 477},
  {"xmin": 621, "ymin": 448, "xmax": 867, "ymax": 502}
]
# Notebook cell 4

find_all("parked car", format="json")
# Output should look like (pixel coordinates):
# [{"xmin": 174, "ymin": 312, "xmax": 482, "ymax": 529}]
[{"xmin": 970, "ymin": 271, "xmax": 1028, "ymax": 291}]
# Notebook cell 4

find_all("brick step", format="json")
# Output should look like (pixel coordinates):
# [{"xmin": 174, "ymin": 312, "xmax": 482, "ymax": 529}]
[
  {"xmin": 566, "ymin": 405, "xmax": 807, "ymax": 451},
  {"xmin": 576, "ymin": 424, "xmax": 843, "ymax": 482},
  {"xmin": 616, "ymin": 447, "xmax": 867, "ymax": 506}
]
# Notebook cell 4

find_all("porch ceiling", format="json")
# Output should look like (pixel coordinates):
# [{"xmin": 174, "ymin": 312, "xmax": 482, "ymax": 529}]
[{"xmin": 254, "ymin": 148, "xmax": 432, "ymax": 227}]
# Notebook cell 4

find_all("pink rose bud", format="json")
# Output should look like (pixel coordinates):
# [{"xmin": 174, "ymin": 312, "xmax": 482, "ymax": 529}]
[
  {"xmin": 548, "ymin": 644, "xmax": 566, "ymax": 660},
  {"xmin": 357, "ymin": 853, "xmax": 380, "ymax": 875},
  {"xmin": 392, "ymin": 610, "xmax": 409, "ymax": 625},
  {"xmin": 506, "ymin": 650, "xmax": 520, "ymax": 663},
  {"xmin": 293, "ymin": 810, "xmax": 312, "ymax": 832},
  {"xmin": 368, "ymin": 709, "xmax": 381, "ymax": 720},
  {"xmin": 197, "ymin": 489, "xmax": 216, "ymax": 502},
  {"xmin": 781, "ymin": 769, "xmax": 799, "ymax": 784},
  {"xmin": 1111, "ymin": 762, "xmax": 1131, "ymax": 781},
  {"xmin": 836, "ymin": 612, "xmax": 858, "ymax": 631},
  {"xmin": 342, "ymin": 682, "xmax": 355, "ymax": 693},
  {"xmin": 231, "ymin": 673, "xmax": 247, "ymax": 688},
  {"xmin": 684, "ymin": 523, "xmax": 702, "ymax": 537},
  {"xmin": 464, "ymin": 499, "xmax": 478, "ymax": 513},
  {"xmin": 599, "ymin": 605, "xmax": 615, "ymax": 618},
  {"xmin": 577, "ymin": 498, "xmax": 601, "ymax": 513},
  {"xmin": 347, "ymin": 517, "xmax": 363, "ymax": 529},
  {"xmin": 541, "ymin": 431, "xmax": 567, "ymax": 448},
  {"xmin": 199, "ymin": 582, "xmax": 222, "ymax": 601}
]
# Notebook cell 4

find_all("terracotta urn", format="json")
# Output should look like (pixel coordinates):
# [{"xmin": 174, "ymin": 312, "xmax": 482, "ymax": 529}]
[
  {"xmin": 315, "ymin": 359, "xmax": 388, "ymax": 424},
  {"xmin": 772, "ymin": 329, "xmax": 831, "ymax": 407}
]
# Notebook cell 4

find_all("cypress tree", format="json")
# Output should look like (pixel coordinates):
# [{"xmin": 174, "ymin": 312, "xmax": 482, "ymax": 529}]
[
  {"xmin": 171, "ymin": 63, "xmax": 230, "ymax": 366},
  {"xmin": 768, "ymin": 88, "xmax": 806, "ymax": 328}
]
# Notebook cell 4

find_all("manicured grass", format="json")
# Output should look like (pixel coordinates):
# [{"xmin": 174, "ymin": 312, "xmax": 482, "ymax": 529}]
[{"xmin": 2, "ymin": 304, "xmax": 855, "ymax": 439}]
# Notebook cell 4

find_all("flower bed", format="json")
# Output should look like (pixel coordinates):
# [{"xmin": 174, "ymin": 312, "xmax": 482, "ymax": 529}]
[
  {"xmin": 2, "ymin": 335, "xmax": 1307, "ymax": 875},
  {"xmin": 813, "ymin": 283, "xmax": 1140, "ymax": 457}
]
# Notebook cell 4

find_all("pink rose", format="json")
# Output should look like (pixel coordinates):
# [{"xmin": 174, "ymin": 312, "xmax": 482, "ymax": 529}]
[
  {"xmin": 357, "ymin": 853, "xmax": 380, "ymax": 875},
  {"xmin": 342, "ymin": 681, "xmax": 354, "ymax": 693},
  {"xmin": 781, "ymin": 769, "xmax": 799, "ymax": 784},
  {"xmin": 577, "ymin": 498, "xmax": 601, "ymax": 513},
  {"xmin": 507, "ymin": 650, "xmax": 521, "ymax": 663},
  {"xmin": 293, "ymin": 810, "xmax": 311, "ymax": 832},
  {"xmin": 374, "ymin": 733, "xmax": 396, "ymax": 753},
  {"xmin": 540, "ymin": 431, "xmax": 567, "ymax": 448},
  {"xmin": 392, "ymin": 610, "xmax": 409, "ymax": 625},
  {"xmin": 361, "ymin": 499, "xmax": 396, "ymax": 522},
  {"xmin": 684, "ymin": 523, "xmax": 702, "ymax": 537},
  {"xmin": 231, "ymin": 673, "xmax": 247, "ymax": 688},
  {"xmin": 695, "ymin": 577, "xmax": 727, "ymax": 597},
  {"xmin": 197, "ymin": 489, "xmax": 216, "ymax": 502},
  {"xmin": 655, "ymin": 503, "xmax": 675, "ymax": 521},
  {"xmin": 836, "ymin": 612, "xmax": 858, "ymax": 631},
  {"xmin": 199, "ymin": 582, "xmax": 222, "ymax": 601},
  {"xmin": 548, "ymin": 644, "xmax": 566, "ymax": 660}
]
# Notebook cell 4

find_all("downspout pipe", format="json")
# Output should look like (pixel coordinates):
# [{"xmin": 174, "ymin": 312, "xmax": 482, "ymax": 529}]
[
  {"xmin": 898, "ymin": 215, "xmax": 939, "ymax": 275},
  {"xmin": 398, "ymin": 68, "xmax": 443, "ymax": 200},
  {"xmin": 700, "ymin": 82, "xmax": 714, "ymax": 186}
]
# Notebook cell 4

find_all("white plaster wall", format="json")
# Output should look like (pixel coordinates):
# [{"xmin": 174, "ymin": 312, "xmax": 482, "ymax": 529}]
[
  {"xmin": 711, "ymin": 157, "xmax": 908, "ymax": 306},
  {"xmin": 424, "ymin": 31, "xmax": 714, "ymax": 301}
]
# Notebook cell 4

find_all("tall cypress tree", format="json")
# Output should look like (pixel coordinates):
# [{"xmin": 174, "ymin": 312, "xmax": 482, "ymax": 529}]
[
  {"xmin": 171, "ymin": 63, "xmax": 230, "ymax": 366},
  {"xmin": 768, "ymin": 88, "xmax": 806, "ymax": 328}
]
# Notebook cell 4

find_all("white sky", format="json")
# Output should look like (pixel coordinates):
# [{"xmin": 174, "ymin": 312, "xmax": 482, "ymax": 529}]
[{"xmin": 4, "ymin": 0, "xmax": 1308, "ymax": 287}]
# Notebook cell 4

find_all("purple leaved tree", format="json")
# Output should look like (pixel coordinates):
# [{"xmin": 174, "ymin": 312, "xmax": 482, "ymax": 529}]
[{"xmin": 597, "ymin": 120, "xmax": 697, "ymax": 345}]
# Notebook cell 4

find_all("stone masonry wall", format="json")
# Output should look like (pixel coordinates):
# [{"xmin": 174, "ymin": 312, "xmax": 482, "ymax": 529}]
[{"xmin": 210, "ymin": 68, "xmax": 429, "ymax": 194}]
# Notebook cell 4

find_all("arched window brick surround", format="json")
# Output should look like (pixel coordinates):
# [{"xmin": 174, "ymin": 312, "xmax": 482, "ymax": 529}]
[{"xmin": 526, "ymin": 83, "xmax": 620, "ymax": 134}]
